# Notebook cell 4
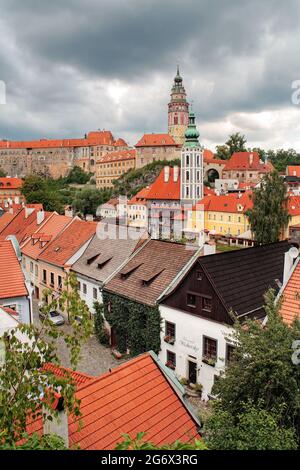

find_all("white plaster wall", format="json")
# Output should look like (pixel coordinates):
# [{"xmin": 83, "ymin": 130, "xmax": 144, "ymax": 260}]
[
  {"xmin": 0, "ymin": 296, "xmax": 31, "ymax": 325},
  {"xmin": 159, "ymin": 304, "xmax": 234, "ymax": 400},
  {"xmin": 77, "ymin": 274, "xmax": 102, "ymax": 314}
]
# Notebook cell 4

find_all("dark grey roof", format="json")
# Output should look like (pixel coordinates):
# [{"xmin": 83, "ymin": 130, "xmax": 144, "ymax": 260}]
[
  {"xmin": 71, "ymin": 224, "xmax": 148, "ymax": 284},
  {"xmin": 199, "ymin": 240, "xmax": 291, "ymax": 318}
]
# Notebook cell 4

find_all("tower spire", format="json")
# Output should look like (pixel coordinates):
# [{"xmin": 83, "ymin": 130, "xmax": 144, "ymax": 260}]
[{"xmin": 168, "ymin": 67, "xmax": 189, "ymax": 145}]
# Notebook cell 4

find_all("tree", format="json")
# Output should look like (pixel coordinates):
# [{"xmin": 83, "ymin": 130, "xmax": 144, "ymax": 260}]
[
  {"xmin": 21, "ymin": 175, "xmax": 63, "ymax": 212},
  {"xmin": 64, "ymin": 166, "xmax": 92, "ymax": 185},
  {"xmin": 0, "ymin": 272, "xmax": 93, "ymax": 446},
  {"xmin": 266, "ymin": 148, "xmax": 300, "ymax": 172},
  {"xmin": 216, "ymin": 133, "xmax": 247, "ymax": 160},
  {"xmin": 115, "ymin": 432, "xmax": 207, "ymax": 450},
  {"xmin": 0, "ymin": 168, "xmax": 7, "ymax": 177},
  {"xmin": 94, "ymin": 302, "xmax": 110, "ymax": 346},
  {"xmin": 72, "ymin": 187, "xmax": 111, "ymax": 216},
  {"xmin": 247, "ymin": 171, "xmax": 290, "ymax": 244},
  {"xmin": 203, "ymin": 290, "xmax": 300, "ymax": 449}
]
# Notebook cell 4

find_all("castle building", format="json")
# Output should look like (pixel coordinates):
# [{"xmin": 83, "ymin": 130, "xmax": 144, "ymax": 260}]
[
  {"xmin": 168, "ymin": 66, "xmax": 189, "ymax": 145},
  {"xmin": 180, "ymin": 111, "xmax": 204, "ymax": 205}
]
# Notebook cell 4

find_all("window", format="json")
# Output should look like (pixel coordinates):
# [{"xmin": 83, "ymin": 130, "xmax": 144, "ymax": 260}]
[
  {"xmin": 202, "ymin": 297, "xmax": 212, "ymax": 312},
  {"xmin": 186, "ymin": 170, "xmax": 190, "ymax": 182},
  {"xmin": 78, "ymin": 282, "xmax": 81, "ymax": 292},
  {"xmin": 43, "ymin": 270, "xmax": 47, "ymax": 283},
  {"xmin": 35, "ymin": 265, "xmax": 38, "ymax": 277},
  {"xmin": 58, "ymin": 275, "xmax": 62, "ymax": 291},
  {"xmin": 83, "ymin": 284, "xmax": 87, "ymax": 295},
  {"xmin": 30, "ymin": 262, "xmax": 33, "ymax": 273},
  {"xmin": 165, "ymin": 321, "xmax": 176, "ymax": 341},
  {"xmin": 226, "ymin": 344, "xmax": 235, "ymax": 363},
  {"xmin": 187, "ymin": 293, "xmax": 196, "ymax": 307},
  {"xmin": 93, "ymin": 287, "xmax": 98, "ymax": 300},
  {"xmin": 166, "ymin": 350, "xmax": 176, "ymax": 370},
  {"xmin": 186, "ymin": 154, "xmax": 189, "ymax": 165},
  {"xmin": 196, "ymin": 270, "xmax": 202, "ymax": 281},
  {"xmin": 50, "ymin": 272, "xmax": 55, "ymax": 287},
  {"xmin": 203, "ymin": 336, "xmax": 217, "ymax": 360}
]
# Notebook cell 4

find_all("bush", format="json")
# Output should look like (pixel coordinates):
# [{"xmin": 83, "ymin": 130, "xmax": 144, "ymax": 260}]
[{"xmin": 94, "ymin": 302, "xmax": 110, "ymax": 346}]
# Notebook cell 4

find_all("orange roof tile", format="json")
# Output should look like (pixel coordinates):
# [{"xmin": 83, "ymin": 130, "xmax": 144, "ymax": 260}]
[
  {"xmin": 135, "ymin": 134, "xmax": 177, "ymax": 147},
  {"xmin": 0, "ymin": 208, "xmax": 51, "ymax": 244},
  {"xmin": 38, "ymin": 219, "xmax": 97, "ymax": 267},
  {"xmin": 97, "ymin": 149, "xmax": 136, "ymax": 164},
  {"xmin": 43, "ymin": 363, "xmax": 94, "ymax": 387},
  {"xmin": 0, "ymin": 239, "xmax": 28, "ymax": 299},
  {"xmin": 0, "ymin": 212, "xmax": 14, "ymax": 232},
  {"xmin": 128, "ymin": 186, "xmax": 152, "ymax": 205},
  {"xmin": 26, "ymin": 353, "xmax": 200, "ymax": 449},
  {"xmin": 194, "ymin": 191, "xmax": 253, "ymax": 213},
  {"xmin": 223, "ymin": 152, "xmax": 274, "ymax": 172},
  {"xmin": 0, "ymin": 177, "xmax": 23, "ymax": 190},
  {"xmin": 21, "ymin": 213, "xmax": 71, "ymax": 260},
  {"xmin": 280, "ymin": 260, "xmax": 300, "ymax": 325},
  {"xmin": 287, "ymin": 166, "xmax": 300, "ymax": 178},
  {"xmin": 146, "ymin": 167, "xmax": 180, "ymax": 200},
  {"xmin": 288, "ymin": 196, "xmax": 300, "ymax": 216}
]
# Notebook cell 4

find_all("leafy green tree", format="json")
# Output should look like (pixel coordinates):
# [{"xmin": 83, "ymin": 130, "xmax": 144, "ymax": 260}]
[
  {"xmin": 21, "ymin": 175, "xmax": 63, "ymax": 212},
  {"xmin": 266, "ymin": 148, "xmax": 300, "ymax": 172},
  {"xmin": 203, "ymin": 290, "xmax": 300, "ymax": 449},
  {"xmin": 216, "ymin": 133, "xmax": 247, "ymax": 160},
  {"xmin": 72, "ymin": 187, "xmax": 112, "ymax": 216},
  {"xmin": 115, "ymin": 432, "xmax": 207, "ymax": 450},
  {"xmin": 0, "ymin": 168, "xmax": 7, "ymax": 177},
  {"xmin": 247, "ymin": 171, "xmax": 290, "ymax": 243},
  {"xmin": 0, "ymin": 272, "xmax": 93, "ymax": 446},
  {"xmin": 204, "ymin": 402, "xmax": 297, "ymax": 450},
  {"xmin": 94, "ymin": 302, "xmax": 110, "ymax": 346},
  {"xmin": 64, "ymin": 166, "xmax": 93, "ymax": 185}
]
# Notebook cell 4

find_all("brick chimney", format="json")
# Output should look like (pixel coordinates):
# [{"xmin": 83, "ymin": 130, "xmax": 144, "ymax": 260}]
[
  {"xmin": 43, "ymin": 395, "xmax": 69, "ymax": 448},
  {"xmin": 249, "ymin": 153, "xmax": 254, "ymax": 166},
  {"xmin": 164, "ymin": 166, "xmax": 170, "ymax": 183}
]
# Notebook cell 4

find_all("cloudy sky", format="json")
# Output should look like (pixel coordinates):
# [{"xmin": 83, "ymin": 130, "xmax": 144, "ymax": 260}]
[{"xmin": 1, "ymin": 0, "xmax": 300, "ymax": 151}]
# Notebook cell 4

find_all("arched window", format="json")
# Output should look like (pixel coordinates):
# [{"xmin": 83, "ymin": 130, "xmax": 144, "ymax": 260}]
[
  {"xmin": 197, "ymin": 155, "xmax": 200, "ymax": 166},
  {"xmin": 186, "ymin": 170, "xmax": 190, "ymax": 182},
  {"xmin": 186, "ymin": 154, "xmax": 189, "ymax": 165}
]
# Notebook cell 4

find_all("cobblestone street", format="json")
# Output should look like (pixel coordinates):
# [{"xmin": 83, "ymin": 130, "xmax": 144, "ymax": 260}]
[{"xmin": 32, "ymin": 300, "xmax": 126, "ymax": 377}]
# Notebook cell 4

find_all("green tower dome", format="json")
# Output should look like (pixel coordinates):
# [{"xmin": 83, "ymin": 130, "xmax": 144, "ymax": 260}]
[{"xmin": 184, "ymin": 111, "xmax": 200, "ymax": 147}]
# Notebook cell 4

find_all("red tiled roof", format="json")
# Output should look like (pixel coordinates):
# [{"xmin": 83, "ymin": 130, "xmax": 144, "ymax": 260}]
[
  {"xmin": 287, "ymin": 166, "xmax": 300, "ymax": 178},
  {"xmin": 128, "ymin": 186, "xmax": 152, "ymax": 205},
  {"xmin": 0, "ymin": 208, "xmax": 51, "ymax": 244},
  {"xmin": 97, "ymin": 149, "xmax": 136, "ymax": 164},
  {"xmin": 38, "ymin": 219, "xmax": 97, "ymax": 267},
  {"xmin": 0, "ymin": 239, "xmax": 28, "ymax": 299},
  {"xmin": 280, "ymin": 260, "xmax": 300, "ymax": 325},
  {"xmin": 146, "ymin": 167, "xmax": 180, "ymax": 200},
  {"xmin": 223, "ymin": 152, "xmax": 274, "ymax": 172},
  {"xmin": 42, "ymin": 363, "xmax": 94, "ymax": 386},
  {"xmin": 26, "ymin": 353, "xmax": 200, "ymax": 449},
  {"xmin": 0, "ymin": 178, "xmax": 23, "ymax": 190},
  {"xmin": 21, "ymin": 213, "xmax": 71, "ymax": 259},
  {"xmin": 114, "ymin": 138, "xmax": 128, "ymax": 147},
  {"xmin": 135, "ymin": 134, "xmax": 177, "ymax": 147},
  {"xmin": 288, "ymin": 196, "xmax": 300, "ymax": 216},
  {"xmin": 0, "ymin": 212, "xmax": 14, "ymax": 232},
  {"xmin": 0, "ymin": 131, "xmax": 119, "ymax": 150},
  {"xmin": 195, "ymin": 191, "xmax": 253, "ymax": 213}
]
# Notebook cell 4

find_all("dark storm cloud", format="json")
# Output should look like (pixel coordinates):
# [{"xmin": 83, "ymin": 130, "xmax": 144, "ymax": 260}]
[{"xmin": 0, "ymin": 0, "xmax": 300, "ymax": 148}]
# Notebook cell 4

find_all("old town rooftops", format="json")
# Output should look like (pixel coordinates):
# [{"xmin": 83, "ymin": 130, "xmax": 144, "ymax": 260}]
[{"xmin": 105, "ymin": 239, "xmax": 200, "ymax": 306}]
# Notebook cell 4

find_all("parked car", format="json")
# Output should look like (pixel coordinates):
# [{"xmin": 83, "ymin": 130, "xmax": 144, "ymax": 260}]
[{"xmin": 39, "ymin": 309, "xmax": 65, "ymax": 326}]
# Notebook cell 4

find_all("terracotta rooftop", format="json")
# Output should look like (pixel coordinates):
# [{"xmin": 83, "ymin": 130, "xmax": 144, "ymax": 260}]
[
  {"xmin": 27, "ymin": 353, "xmax": 200, "ymax": 450},
  {"xmin": 21, "ymin": 213, "xmax": 71, "ymax": 260},
  {"xmin": 105, "ymin": 239, "xmax": 199, "ymax": 306},
  {"xmin": 0, "ymin": 212, "xmax": 14, "ymax": 233},
  {"xmin": 42, "ymin": 363, "xmax": 94, "ymax": 387},
  {"xmin": 0, "ymin": 177, "xmax": 23, "ymax": 190},
  {"xmin": 0, "ymin": 207, "xmax": 51, "ymax": 244},
  {"xmin": 97, "ymin": 149, "xmax": 136, "ymax": 164},
  {"xmin": 279, "ymin": 259, "xmax": 300, "ymax": 325},
  {"xmin": 0, "ymin": 239, "xmax": 28, "ymax": 300},
  {"xmin": 194, "ymin": 191, "xmax": 253, "ymax": 213},
  {"xmin": 128, "ymin": 186, "xmax": 152, "ymax": 205},
  {"xmin": 223, "ymin": 152, "xmax": 274, "ymax": 172},
  {"xmin": 38, "ymin": 219, "xmax": 97, "ymax": 267},
  {"xmin": 287, "ymin": 166, "xmax": 300, "ymax": 178},
  {"xmin": 146, "ymin": 167, "xmax": 180, "ymax": 200},
  {"xmin": 135, "ymin": 134, "xmax": 177, "ymax": 147}
]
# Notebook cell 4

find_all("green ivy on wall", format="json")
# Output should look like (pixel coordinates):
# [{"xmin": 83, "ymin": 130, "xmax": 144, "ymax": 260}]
[{"xmin": 103, "ymin": 291, "xmax": 161, "ymax": 356}]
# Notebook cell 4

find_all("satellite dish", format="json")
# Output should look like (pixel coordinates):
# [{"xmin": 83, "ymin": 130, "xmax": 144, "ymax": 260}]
[{"xmin": 288, "ymin": 246, "xmax": 299, "ymax": 259}]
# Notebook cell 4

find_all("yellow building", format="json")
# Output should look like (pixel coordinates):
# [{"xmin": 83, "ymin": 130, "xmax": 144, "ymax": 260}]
[
  {"xmin": 96, "ymin": 149, "xmax": 136, "ymax": 189},
  {"xmin": 186, "ymin": 192, "xmax": 253, "ymax": 238}
]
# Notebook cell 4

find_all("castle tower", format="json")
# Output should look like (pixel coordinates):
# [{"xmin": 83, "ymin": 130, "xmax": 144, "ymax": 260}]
[
  {"xmin": 168, "ymin": 66, "xmax": 189, "ymax": 145},
  {"xmin": 180, "ymin": 111, "xmax": 204, "ymax": 204}
]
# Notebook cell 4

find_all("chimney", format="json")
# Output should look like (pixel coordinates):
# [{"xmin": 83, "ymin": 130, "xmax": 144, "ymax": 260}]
[
  {"xmin": 64, "ymin": 206, "xmax": 73, "ymax": 218},
  {"xmin": 173, "ymin": 165, "xmax": 179, "ymax": 182},
  {"xmin": 85, "ymin": 214, "xmax": 94, "ymax": 222},
  {"xmin": 164, "ymin": 166, "xmax": 170, "ymax": 183},
  {"xmin": 37, "ymin": 209, "xmax": 45, "ymax": 225},
  {"xmin": 283, "ymin": 247, "xmax": 299, "ymax": 285},
  {"xmin": 249, "ymin": 153, "xmax": 254, "ymax": 166},
  {"xmin": 43, "ymin": 396, "xmax": 69, "ymax": 448},
  {"xmin": 25, "ymin": 206, "xmax": 34, "ymax": 219},
  {"xmin": 203, "ymin": 242, "xmax": 216, "ymax": 256}
]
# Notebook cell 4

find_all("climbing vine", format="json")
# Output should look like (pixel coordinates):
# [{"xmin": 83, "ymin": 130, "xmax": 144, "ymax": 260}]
[
  {"xmin": 103, "ymin": 291, "xmax": 161, "ymax": 356},
  {"xmin": 94, "ymin": 301, "xmax": 110, "ymax": 346}
]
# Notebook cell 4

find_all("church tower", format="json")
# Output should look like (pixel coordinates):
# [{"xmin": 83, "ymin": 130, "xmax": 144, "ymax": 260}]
[
  {"xmin": 180, "ymin": 111, "xmax": 204, "ymax": 204},
  {"xmin": 168, "ymin": 66, "xmax": 189, "ymax": 145}
]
